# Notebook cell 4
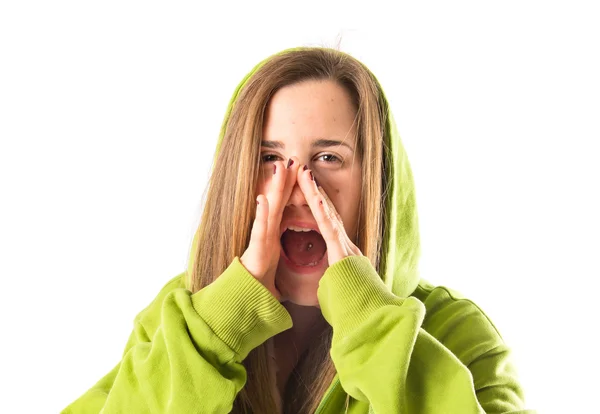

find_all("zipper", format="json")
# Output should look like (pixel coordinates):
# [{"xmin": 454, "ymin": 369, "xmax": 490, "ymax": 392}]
[{"xmin": 314, "ymin": 377, "xmax": 341, "ymax": 414}]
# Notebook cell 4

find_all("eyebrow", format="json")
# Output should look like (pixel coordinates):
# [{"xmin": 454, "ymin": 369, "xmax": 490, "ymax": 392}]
[{"xmin": 261, "ymin": 138, "xmax": 355, "ymax": 151}]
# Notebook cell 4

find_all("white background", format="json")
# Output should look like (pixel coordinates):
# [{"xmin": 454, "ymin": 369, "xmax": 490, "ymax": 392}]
[{"xmin": 1, "ymin": 1, "xmax": 599, "ymax": 413}]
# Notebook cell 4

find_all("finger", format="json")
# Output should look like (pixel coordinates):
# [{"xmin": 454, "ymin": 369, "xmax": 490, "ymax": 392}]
[
  {"xmin": 278, "ymin": 156, "xmax": 300, "ymax": 217},
  {"xmin": 248, "ymin": 194, "xmax": 269, "ymax": 248},
  {"xmin": 317, "ymin": 186, "xmax": 345, "ymax": 242},
  {"xmin": 296, "ymin": 166, "xmax": 345, "ymax": 258},
  {"xmin": 317, "ymin": 188, "xmax": 341, "ymax": 233},
  {"xmin": 318, "ymin": 186, "xmax": 363, "ymax": 256},
  {"xmin": 318, "ymin": 186, "xmax": 343, "ymax": 225},
  {"xmin": 266, "ymin": 160, "xmax": 288, "ymax": 234},
  {"xmin": 284, "ymin": 156, "xmax": 300, "ymax": 194},
  {"xmin": 266, "ymin": 160, "xmax": 287, "ymax": 208}
]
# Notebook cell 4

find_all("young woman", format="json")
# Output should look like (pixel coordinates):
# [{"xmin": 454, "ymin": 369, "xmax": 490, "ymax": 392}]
[{"xmin": 62, "ymin": 47, "xmax": 535, "ymax": 413}]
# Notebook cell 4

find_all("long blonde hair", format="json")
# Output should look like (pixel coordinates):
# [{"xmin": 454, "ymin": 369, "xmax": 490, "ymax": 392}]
[{"xmin": 188, "ymin": 46, "xmax": 391, "ymax": 413}]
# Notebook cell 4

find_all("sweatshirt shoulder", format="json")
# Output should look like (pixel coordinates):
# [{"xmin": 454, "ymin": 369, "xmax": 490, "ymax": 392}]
[
  {"xmin": 411, "ymin": 278, "xmax": 507, "ymax": 366},
  {"xmin": 133, "ymin": 271, "xmax": 188, "ymax": 326}
]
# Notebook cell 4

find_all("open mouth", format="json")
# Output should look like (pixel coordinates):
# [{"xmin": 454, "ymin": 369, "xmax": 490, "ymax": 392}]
[{"xmin": 280, "ymin": 228, "xmax": 327, "ymax": 267}]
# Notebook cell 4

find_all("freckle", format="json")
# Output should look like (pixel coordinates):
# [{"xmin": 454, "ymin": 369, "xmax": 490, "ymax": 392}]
[{"xmin": 336, "ymin": 188, "xmax": 340, "ymax": 194}]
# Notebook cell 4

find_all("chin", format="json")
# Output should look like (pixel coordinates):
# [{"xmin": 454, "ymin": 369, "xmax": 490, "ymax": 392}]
[{"xmin": 275, "ymin": 259, "xmax": 325, "ymax": 307}]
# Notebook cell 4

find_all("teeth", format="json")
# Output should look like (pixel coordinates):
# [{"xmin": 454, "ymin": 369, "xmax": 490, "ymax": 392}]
[{"xmin": 286, "ymin": 225, "xmax": 313, "ymax": 232}]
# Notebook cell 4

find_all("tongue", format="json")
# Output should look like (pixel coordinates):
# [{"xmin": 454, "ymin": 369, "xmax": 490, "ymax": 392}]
[{"xmin": 280, "ymin": 230, "xmax": 327, "ymax": 266}]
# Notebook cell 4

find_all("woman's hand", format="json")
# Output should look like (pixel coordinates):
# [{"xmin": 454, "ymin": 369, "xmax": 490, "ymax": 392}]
[
  {"xmin": 296, "ymin": 165, "xmax": 363, "ymax": 267},
  {"xmin": 240, "ymin": 157, "xmax": 300, "ymax": 301}
]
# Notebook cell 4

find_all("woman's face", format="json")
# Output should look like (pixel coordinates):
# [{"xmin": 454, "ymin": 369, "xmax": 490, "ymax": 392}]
[{"xmin": 257, "ymin": 79, "xmax": 362, "ymax": 307}]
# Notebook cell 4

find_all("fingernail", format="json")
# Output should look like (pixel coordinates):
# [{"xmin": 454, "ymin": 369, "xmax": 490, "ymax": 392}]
[
  {"xmin": 310, "ymin": 171, "xmax": 314, "ymax": 181},
  {"xmin": 319, "ymin": 200, "xmax": 323, "ymax": 205},
  {"xmin": 273, "ymin": 164, "xmax": 276, "ymax": 175},
  {"xmin": 286, "ymin": 159, "xmax": 294, "ymax": 168},
  {"xmin": 303, "ymin": 165, "xmax": 308, "ymax": 171}
]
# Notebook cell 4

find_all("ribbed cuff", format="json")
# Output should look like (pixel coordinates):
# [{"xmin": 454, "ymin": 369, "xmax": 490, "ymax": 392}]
[
  {"xmin": 317, "ymin": 256, "xmax": 409, "ymax": 339},
  {"xmin": 190, "ymin": 257, "xmax": 292, "ymax": 360}
]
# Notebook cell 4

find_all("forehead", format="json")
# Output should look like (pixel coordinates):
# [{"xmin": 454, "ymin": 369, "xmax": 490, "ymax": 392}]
[{"xmin": 262, "ymin": 80, "xmax": 357, "ymax": 145}]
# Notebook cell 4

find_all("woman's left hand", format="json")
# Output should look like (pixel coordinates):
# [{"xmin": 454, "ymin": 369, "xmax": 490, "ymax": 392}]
[{"xmin": 296, "ymin": 165, "xmax": 363, "ymax": 267}]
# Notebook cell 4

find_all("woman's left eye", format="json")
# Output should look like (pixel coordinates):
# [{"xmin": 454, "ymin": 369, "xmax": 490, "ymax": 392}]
[{"xmin": 317, "ymin": 154, "xmax": 341, "ymax": 163}]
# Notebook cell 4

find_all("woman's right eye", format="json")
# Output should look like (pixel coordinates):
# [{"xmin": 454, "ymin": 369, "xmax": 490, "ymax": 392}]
[{"xmin": 261, "ymin": 153, "xmax": 280, "ymax": 163}]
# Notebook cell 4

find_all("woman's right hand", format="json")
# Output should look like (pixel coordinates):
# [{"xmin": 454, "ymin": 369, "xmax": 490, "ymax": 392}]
[{"xmin": 240, "ymin": 157, "xmax": 299, "ymax": 301}]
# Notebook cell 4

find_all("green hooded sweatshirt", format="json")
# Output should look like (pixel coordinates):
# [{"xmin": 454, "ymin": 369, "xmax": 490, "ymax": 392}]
[{"xmin": 61, "ymin": 47, "xmax": 535, "ymax": 414}]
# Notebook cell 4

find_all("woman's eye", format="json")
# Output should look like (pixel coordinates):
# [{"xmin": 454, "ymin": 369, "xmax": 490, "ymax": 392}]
[
  {"xmin": 317, "ymin": 154, "xmax": 341, "ymax": 163},
  {"xmin": 261, "ymin": 154, "xmax": 280, "ymax": 163}
]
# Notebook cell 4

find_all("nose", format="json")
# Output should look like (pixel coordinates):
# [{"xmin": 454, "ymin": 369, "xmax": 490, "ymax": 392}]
[{"xmin": 286, "ymin": 179, "xmax": 309, "ymax": 208}]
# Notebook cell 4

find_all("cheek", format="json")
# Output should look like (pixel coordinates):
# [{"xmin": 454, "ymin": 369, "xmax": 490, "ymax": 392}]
[
  {"xmin": 334, "ymin": 191, "xmax": 361, "ymax": 232},
  {"xmin": 256, "ymin": 180, "xmax": 265, "ymax": 194},
  {"xmin": 255, "ymin": 168, "xmax": 272, "ymax": 194}
]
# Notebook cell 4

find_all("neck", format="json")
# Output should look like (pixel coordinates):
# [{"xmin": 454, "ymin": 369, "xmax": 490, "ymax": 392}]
[
  {"xmin": 272, "ymin": 302, "xmax": 328, "ymax": 403},
  {"xmin": 282, "ymin": 301, "xmax": 327, "ymax": 340},
  {"xmin": 274, "ymin": 301, "xmax": 328, "ymax": 360}
]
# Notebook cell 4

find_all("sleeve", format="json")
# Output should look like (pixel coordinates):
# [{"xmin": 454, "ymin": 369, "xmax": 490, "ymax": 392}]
[
  {"xmin": 316, "ymin": 256, "xmax": 536, "ymax": 414},
  {"xmin": 60, "ymin": 257, "xmax": 293, "ymax": 414}
]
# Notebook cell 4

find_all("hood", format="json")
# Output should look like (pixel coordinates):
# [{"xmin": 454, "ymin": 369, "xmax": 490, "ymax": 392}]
[{"xmin": 186, "ymin": 47, "xmax": 421, "ymax": 299}]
